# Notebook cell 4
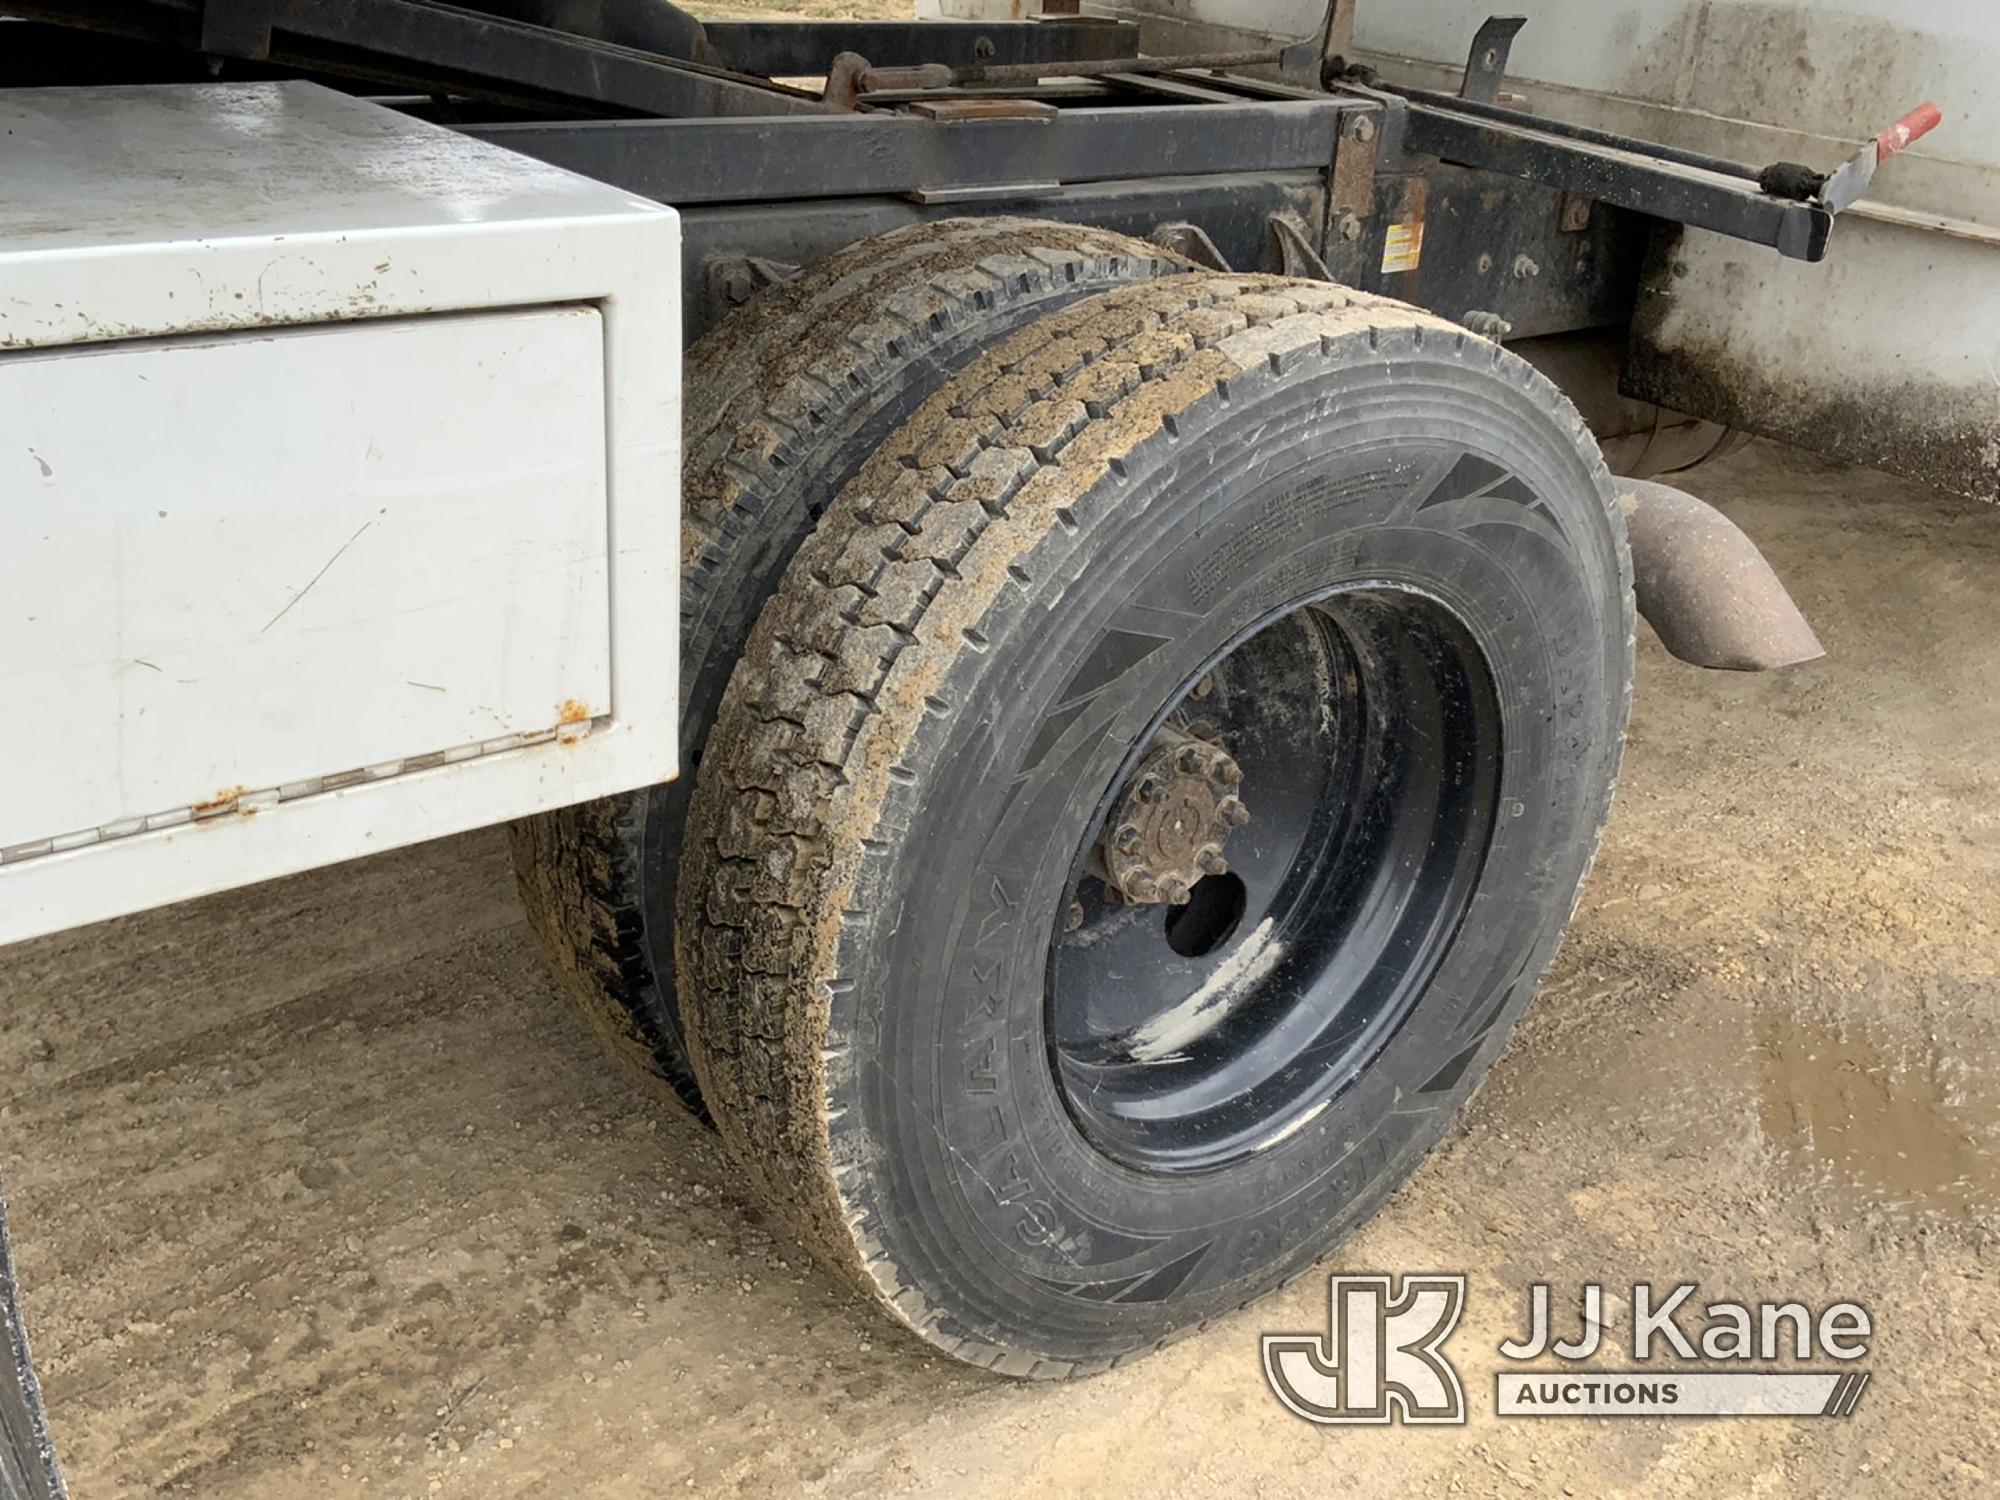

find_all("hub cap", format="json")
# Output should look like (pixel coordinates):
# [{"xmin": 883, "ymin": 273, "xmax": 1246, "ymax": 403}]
[{"xmin": 1095, "ymin": 724, "xmax": 1249, "ymax": 908}]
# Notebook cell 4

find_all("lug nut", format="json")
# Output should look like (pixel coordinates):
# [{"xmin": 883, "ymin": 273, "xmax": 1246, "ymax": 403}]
[
  {"xmin": 1217, "ymin": 756, "xmax": 1243, "ymax": 785},
  {"xmin": 1198, "ymin": 847, "xmax": 1227, "ymax": 876},
  {"xmin": 1175, "ymin": 744, "xmax": 1202, "ymax": 774},
  {"xmin": 1128, "ymin": 872, "xmax": 1159, "ymax": 902},
  {"xmin": 1115, "ymin": 824, "xmax": 1142, "ymax": 854},
  {"xmin": 1065, "ymin": 900, "xmax": 1085, "ymax": 933},
  {"xmin": 1220, "ymin": 795, "xmax": 1251, "ymax": 827},
  {"xmin": 1162, "ymin": 878, "xmax": 1192, "ymax": 906},
  {"xmin": 1137, "ymin": 776, "xmax": 1163, "ymax": 805}
]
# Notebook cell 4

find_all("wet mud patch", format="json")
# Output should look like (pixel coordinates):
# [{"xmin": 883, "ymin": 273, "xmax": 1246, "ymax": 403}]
[{"xmin": 1750, "ymin": 1009, "xmax": 1993, "ymax": 1223}]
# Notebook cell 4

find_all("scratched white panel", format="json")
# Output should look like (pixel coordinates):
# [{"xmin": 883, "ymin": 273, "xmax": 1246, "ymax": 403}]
[{"xmin": 0, "ymin": 307, "xmax": 611, "ymax": 848}]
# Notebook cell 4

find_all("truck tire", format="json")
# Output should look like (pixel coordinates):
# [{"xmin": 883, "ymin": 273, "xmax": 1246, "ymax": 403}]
[
  {"xmin": 677, "ymin": 275, "xmax": 1634, "ymax": 1373},
  {"xmin": 510, "ymin": 220, "xmax": 1191, "ymax": 1116}
]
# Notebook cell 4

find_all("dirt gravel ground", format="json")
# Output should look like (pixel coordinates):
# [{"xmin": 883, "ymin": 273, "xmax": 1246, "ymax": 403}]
[{"xmin": 2, "ymin": 439, "xmax": 1996, "ymax": 1498}]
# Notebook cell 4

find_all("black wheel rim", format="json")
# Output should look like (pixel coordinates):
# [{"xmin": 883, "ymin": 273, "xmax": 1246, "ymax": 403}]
[{"xmin": 1045, "ymin": 585, "xmax": 1504, "ymax": 1175}]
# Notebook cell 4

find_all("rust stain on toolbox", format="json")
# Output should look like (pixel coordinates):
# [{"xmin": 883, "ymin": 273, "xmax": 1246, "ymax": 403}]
[{"xmin": 191, "ymin": 787, "xmax": 250, "ymax": 819}]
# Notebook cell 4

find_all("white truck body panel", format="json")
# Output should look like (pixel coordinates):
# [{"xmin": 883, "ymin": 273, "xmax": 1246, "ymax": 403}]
[{"xmin": 0, "ymin": 83, "xmax": 682, "ymax": 944}]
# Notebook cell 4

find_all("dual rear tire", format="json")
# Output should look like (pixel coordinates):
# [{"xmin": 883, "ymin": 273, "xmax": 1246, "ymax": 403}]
[
  {"xmin": 512, "ymin": 220, "xmax": 1192, "ymax": 1116},
  {"xmin": 517, "ymin": 226, "xmax": 1632, "ymax": 1373}
]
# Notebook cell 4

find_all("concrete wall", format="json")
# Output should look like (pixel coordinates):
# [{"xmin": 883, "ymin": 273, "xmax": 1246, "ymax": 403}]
[
  {"xmin": 1091, "ymin": 0, "xmax": 1998, "ymax": 498},
  {"xmin": 1346, "ymin": 0, "xmax": 1999, "ymax": 500},
  {"xmin": 1352, "ymin": 0, "xmax": 1999, "ymax": 225}
]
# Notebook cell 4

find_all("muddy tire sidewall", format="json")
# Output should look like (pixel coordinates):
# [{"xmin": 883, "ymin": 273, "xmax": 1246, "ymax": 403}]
[{"xmin": 826, "ymin": 343, "xmax": 1628, "ymax": 1363}]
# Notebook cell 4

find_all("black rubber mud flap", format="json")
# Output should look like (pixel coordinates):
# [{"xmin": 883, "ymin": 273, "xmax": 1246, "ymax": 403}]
[{"xmin": 0, "ymin": 1174, "xmax": 65, "ymax": 1500}]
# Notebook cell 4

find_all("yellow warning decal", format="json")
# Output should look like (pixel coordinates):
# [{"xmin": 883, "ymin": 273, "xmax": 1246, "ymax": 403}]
[{"xmin": 1381, "ymin": 221, "xmax": 1424, "ymax": 274}]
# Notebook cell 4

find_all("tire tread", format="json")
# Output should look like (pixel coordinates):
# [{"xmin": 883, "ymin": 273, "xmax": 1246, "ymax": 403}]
[
  {"xmin": 511, "ymin": 221, "xmax": 1191, "ymax": 1116},
  {"xmin": 683, "ymin": 277, "xmax": 1610, "ymax": 1373}
]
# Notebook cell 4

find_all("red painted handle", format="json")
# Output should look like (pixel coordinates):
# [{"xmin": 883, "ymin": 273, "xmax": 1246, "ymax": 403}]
[{"xmin": 1876, "ymin": 102, "xmax": 1943, "ymax": 162}]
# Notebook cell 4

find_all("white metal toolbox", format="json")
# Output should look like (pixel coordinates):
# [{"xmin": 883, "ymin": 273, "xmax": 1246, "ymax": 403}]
[{"xmin": 0, "ymin": 82, "xmax": 681, "ymax": 943}]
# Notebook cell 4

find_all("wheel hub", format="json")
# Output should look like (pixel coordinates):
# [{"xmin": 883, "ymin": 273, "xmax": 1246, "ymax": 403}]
[
  {"xmin": 1097, "ymin": 724, "xmax": 1249, "ymax": 906},
  {"xmin": 1048, "ymin": 592, "xmax": 1505, "ymax": 1175}
]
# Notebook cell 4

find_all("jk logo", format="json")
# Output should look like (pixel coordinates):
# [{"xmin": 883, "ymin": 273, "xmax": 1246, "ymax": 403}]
[{"xmin": 1262, "ymin": 1274, "xmax": 1467, "ymax": 1425}]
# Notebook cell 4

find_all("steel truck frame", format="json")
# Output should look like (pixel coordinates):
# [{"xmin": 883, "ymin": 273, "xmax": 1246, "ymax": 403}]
[
  {"xmin": 0, "ymin": 2, "xmax": 1866, "ymax": 336},
  {"xmin": 0, "ymin": 2, "xmax": 1945, "ymax": 1491}
]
